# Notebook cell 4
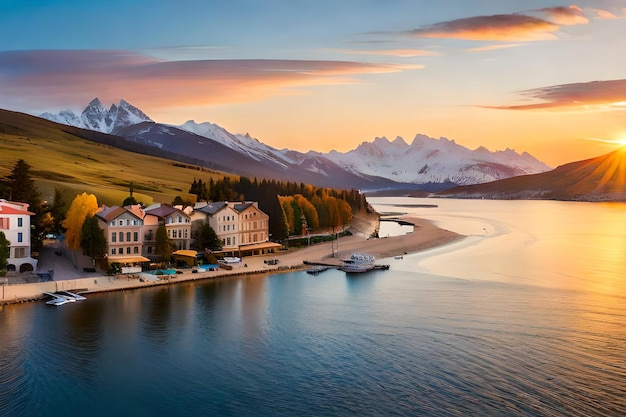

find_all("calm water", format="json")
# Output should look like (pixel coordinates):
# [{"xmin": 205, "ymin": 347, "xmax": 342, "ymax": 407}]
[{"xmin": 1, "ymin": 198, "xmax": 625, "ymax": 416}]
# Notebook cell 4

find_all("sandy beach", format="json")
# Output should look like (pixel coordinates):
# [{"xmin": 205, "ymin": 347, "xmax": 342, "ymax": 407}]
[
  {"xmin": 276, "ymin": 215, "xmax": 464, "ymax": 267},
  {"xmin": 1, "ymin": 215, "xmax": 464, "ymax": 304}
]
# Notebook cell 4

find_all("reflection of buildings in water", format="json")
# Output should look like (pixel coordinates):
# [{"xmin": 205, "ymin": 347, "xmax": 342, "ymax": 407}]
[{"xmin": 239, "ymin": 276, "xmax": 269, "ymax": 347}]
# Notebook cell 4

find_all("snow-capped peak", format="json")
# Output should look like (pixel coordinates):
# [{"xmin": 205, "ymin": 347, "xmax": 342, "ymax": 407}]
[
  {"xmin": 40, "ymin": 98, "xmax": 152, "ymax": 133},
  {"xmin": 324, "ymin": 134, "xmax": 552, "ymax": 186}
]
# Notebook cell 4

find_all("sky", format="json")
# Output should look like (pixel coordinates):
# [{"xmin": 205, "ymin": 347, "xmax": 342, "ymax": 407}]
[{"xmin": 1, "ymin": 0, "xmax": 626, "ymax": 167}]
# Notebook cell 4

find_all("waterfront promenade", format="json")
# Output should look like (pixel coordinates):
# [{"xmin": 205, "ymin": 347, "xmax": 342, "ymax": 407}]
[{"xmin": 1, "ymin": 215, "xmax": 464, "ymax": 305}]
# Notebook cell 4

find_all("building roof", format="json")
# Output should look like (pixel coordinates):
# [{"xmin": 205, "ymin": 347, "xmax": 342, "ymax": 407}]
[
  {"xmin": 0, "ymin": 199, "xmax": 34, "ymax": 215},
  {"xmin": 196, "ymin": 201, "xmax": 261, "ymax": 215},
  {"xmin": 96, "ymin": 205, "xmax": 143, "ymax": 223},
  {"xmin": 196, "ymin": 201, "xmax": 228, "ymax": 215},
  {"xmin": 144, "ymin": 203, "xmax": 191, "ymax": 220}
]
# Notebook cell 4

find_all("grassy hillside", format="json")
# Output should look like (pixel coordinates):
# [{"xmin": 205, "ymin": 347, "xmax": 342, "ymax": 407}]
[
  {"xmin": 0, "ymin": 109, "xmax": 232, "ymax": 207},
  {"xmin": 437, "ymin": 146, "xmax": 626, "ymax": 201}
]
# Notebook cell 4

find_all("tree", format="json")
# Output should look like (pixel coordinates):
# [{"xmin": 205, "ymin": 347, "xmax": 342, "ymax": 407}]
[
  {"xmin": 4, "ymin": 159, "xmax": 44, "ymax": 244},
  {"xmin": 0, "ymin": 231, "xmax": 10, "ymax": 275},
  {"xmin": 39, "ymin": 212, "xmax": 55, "ymax": 237},
  {"xmin": 122, "ymin": 195, "xmax": 138, "ymax": 206},
  {"xmin": 62, "ymin": 193, "xmax": 99, "ymax": 250},
  {"xmin": 49, "ymin": 188, "xmax": 66, "ymax": 234},
  {"xmin": 80, "ymin": 215, "xmax": 107, "ymax": 263},
  {"xmin": 155, "ymin": 224, "xmax": 173, "ymax": 262},
  {"xmin": 5, "ymin": 159, "xmax": 39, "ymax": 204},
  {"xmin": 172, "ymin": 195, "xmax": 192, "ymax": 207},
  {"xmin": 194, "ymin": 221, "xmax": 221, "ymax": 251}
]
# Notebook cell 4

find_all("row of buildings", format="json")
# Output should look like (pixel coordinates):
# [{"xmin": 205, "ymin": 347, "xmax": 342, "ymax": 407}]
[
  {"xmin": 0, "ymin": 198, "xmax": 277, "ymax": 273},
  {"xmin": 96, "ymin": 200, "xmax": 278, "ymax": 266}
]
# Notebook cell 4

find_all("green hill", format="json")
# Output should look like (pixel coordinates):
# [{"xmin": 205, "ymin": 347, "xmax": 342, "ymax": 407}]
[{"xmin": 0, "ymin": 109, "xmax": 229, "ymax": 206}]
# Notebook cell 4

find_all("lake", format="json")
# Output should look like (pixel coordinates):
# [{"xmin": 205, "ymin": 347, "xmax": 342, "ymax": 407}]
[{"xmin": 1, "ymin": 198, "xmax": 625, "ymax": 416}]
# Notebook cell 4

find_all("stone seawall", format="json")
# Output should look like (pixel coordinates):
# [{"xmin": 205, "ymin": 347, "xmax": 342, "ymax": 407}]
[{"xmin": 1, "ymin": 263, "xmax": 307, "ymax": 305}]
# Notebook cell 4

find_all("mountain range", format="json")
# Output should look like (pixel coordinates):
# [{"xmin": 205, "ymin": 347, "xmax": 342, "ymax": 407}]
[
  {"xmin": 438, "ymin": 146, "xmax": 626, "ymax": 201},
  {"xmin": 39, "ymin": 98, "xmax": 551, "ymax": 191}
]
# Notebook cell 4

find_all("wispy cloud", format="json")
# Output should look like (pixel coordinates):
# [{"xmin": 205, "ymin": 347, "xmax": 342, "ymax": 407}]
[
  {"xmin": 332, "ymin": 48, "xmax": 438, "ymax": 58},
  {"xmin": 406, "ymin": 5, "xmax": 590, "ymax": 42},
  {"xmin": 487, "ymin": 79, "xmax": 626, "ymax": 111},
  {"xmin": 532, "ymin": 5, "xmax": 588, "ymax": 25},
  {"xmin": 0, "ymin": 50, "xmax": 419, "ymax": 112},
  {"xmin": 407, "ymin": 14, "xmax": 560, "ymax": 41}
]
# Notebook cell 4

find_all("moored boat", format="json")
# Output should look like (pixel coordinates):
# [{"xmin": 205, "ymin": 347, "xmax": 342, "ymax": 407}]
[
  {"xmin": 340, "ymin": 254, "xmax": 376, "ymax": 273},
  {"xmin": 46, "ymin": 297, "xmax": 70, "ymax": 306}
]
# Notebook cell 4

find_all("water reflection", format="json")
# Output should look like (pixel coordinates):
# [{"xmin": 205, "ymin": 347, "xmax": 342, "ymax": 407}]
[
  {"xmin": 371, "ymin": 198, "xmax": 626, "ymax": 297},
  {"xmin": 1, "ymin": 199, "xmax": 626, "ymax": 416}
]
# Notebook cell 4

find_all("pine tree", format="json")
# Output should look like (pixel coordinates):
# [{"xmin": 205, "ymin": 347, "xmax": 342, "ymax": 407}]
[
  {"xmin": 50, "ymin": 188, "xmax": 66, "ymax": 234},
  {"xmin": 155, "ymin": 225, "xmax": 173, "ymax": 262},
  {"xmin": 4, "ymin": 160, "xmax": 43, "ymax": 244},
  {"xmin": 80, "ymin": 215, "xmax": 107, "ymax": 262}
]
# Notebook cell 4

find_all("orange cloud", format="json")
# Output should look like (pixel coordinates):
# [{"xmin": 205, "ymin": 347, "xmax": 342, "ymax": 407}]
[
  {"xmin": 590, "ymin": 8, "xmax": 619, "ymax": 19},
  {"xmin": 0, "ymin": 50, "xmax": 419, "ymax": 112},
  {"xmin": 408, "ymin": 14, "xmax": 559, "ymax": 41},
  {"xmin": 534, "ymin": 5, "xmax": 588, "ymax": 25},
  {"xmin": 487, "ymin": 79, "xmax": 626, "ymax": 111}
]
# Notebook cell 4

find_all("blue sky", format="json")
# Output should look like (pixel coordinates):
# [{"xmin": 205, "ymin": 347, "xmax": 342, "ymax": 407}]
[{"xmin": 1, "ymin": 0, "xmax": 626, "ymax": 165}]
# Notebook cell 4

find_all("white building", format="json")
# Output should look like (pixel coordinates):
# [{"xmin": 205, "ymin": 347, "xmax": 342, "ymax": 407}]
[{"xmin": 0, "ymin": 199, "xmax": 38, "ymax": 272}]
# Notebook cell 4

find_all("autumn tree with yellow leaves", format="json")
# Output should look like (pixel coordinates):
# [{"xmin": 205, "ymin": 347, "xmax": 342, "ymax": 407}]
[{"xmin": 62, "ymin": 193, "xmax": 99, "ymax": 250}]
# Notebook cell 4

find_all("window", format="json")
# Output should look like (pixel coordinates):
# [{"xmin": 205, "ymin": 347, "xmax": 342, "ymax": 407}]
[
  {"xmin": 119, "ymin": 232, "xmax": 124, "ymax": 242},
  {"xmin": 118, "ymin": 220, "xmax": 123, "ymax": 226},
  {"xmin": 14, "ymin": 247, "xmax": 26, "ymax": 258},
  {"xmin": 0, "ymin": 218, "xmax": 9, "ymax": 229},
  {"xmin": 133, "ymin": 246, "xmax": 139, "ymax": 254},
  {"xmin": 147, "ymin": 246, "xmax": 153, "ymax": 254},
  {"xmin": 17, "ymin": 233, "xmax": 23, "ymax": 243},
  {"xmin": 111, "ymin": 248, "xmax": 116, "ymax": 255},
  {"xmin": 111, "ymin": 233, "xmax": 116, "ymax": 242},
  {"xmin": 18, "ymin": 218, "xmax": 23, "ymax": 227},
  {"xmin": 126, "ymin": 219, "xmax": 130, "ymax": 226},
  {"xmin": 110, "ymin": 221, "xmax": 115, "ymax": 227},
  {"xmin": 177, "ymin": 215, "xmax": 182, "ymax": 223},
  {"xmin": 133, "ymin": 232, "xmax": 138, "ymax": 241},
  {"xmin": 126, "ymin": 232, "xmax": 131, "ymax": 242},
  {"xmin": 126, "ymin": 247, "xmax": 131, "ymax": 254}
]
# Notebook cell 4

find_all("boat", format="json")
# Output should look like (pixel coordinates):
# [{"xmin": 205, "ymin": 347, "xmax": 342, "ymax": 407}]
[
  {"xmin": 43, "ymin": 291, "xmax": 86, "ymax": 306},
  {"xmin": 55, "ymin": 290, "xmax": 86, "ymax": 301},
  {"xmin": 46, "ymin": 297, "xmax": 70, "ymax": 306},
  {"xmin": 340, "ymin": 254, "xmax": 376, "ymax": 273},
  {"xmin": 44, "ymin": 292, "xmax": 73, "ymax": 306}
]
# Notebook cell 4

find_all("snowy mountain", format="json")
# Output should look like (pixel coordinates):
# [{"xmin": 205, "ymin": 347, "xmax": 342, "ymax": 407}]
[
  {"xmin": 41, "ymin": 98, "xmax": 152, "ymax": 134},
  {"xmin": 178, "ymin": 120, "xmax": 294, "ymax": 167},
  {"xmin": 320, "ymin": 135, "xmax": 551, "ymax": 186},
  {"xmin": 38, "ymin": 98, "xmax": 552, "ymax": 190}
]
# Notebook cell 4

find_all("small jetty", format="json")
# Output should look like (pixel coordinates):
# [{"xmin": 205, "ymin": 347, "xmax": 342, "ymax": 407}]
[
  {"xmin": 306, "ymin": 265, "xmax": 333, "ymax": 275},
  {"xmin": 43, "ymin": 291, "xmax": 86, "ymax": 306}
]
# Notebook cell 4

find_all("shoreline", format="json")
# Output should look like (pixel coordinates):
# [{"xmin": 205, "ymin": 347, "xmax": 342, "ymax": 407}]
[{"xmin": 1, "ymin": 216, "xmax": 465, "ymax": 306}]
